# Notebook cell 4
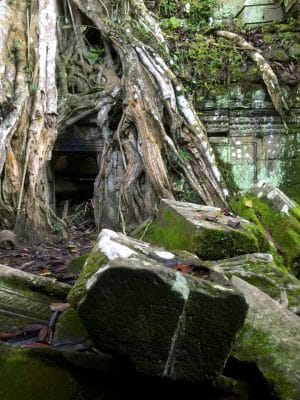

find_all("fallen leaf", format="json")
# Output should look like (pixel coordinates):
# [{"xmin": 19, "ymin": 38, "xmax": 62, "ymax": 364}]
[
  {"xmin": 175, "ymin": 264, "xmax": 192, "ymax": 274},
  {"xmin": 38, "ymin": 326, "xmax": 50, "ymax": 343},
  {"xmin": 50, "ymin": 303, "xmax": 71, "ymax": 313},
  {"xmin": 245, "ymin": 200, "xmax": 253, "ymax": 208},
  {"xmin": 19, "ymin": 260, "xmax": 34, "ymax": 270},
  {"xmin": 39, "ymin": 270, "xmax": 52, "ymax": 277}
]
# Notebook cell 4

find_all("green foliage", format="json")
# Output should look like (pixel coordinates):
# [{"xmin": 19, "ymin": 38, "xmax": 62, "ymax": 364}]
[
  {"xmin": 178, "ymin": 148, "xmax": 193, "ymax": 161},
  {"xmin": 159, "ymin": 1, "xmax": 244, "ymax": 98},
  {"xmin": 161, "ymin": 16, "xmax": 184, "ymax": 30},
  {"xmin": 86, "ymin": 47, "xmax": 104, "ymax": 65},
  {"xmin": 160, "ymin": 0, "xmax": 216, "ymax": 27},
  {"xmin": 52, "ymin": 222, "xmax": 65, "ymax": 238}
]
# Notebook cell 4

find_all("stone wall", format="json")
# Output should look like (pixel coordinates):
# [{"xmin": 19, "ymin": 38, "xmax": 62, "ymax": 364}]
[
  {"xmin": 199, "ymin": 89, "xmax": 300, "ymax": 199},
  {"xmin": 215, "ymin": 0, "xmax": 299, "ymax": 25}
]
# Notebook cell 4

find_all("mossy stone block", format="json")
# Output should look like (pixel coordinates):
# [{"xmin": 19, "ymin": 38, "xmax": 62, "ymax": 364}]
[
  {"xmin": 288, "ymin": 44, "xmax": 300, "ymax": 59},
  {"xmin": 205, "ymin": 253, "xmax": 300, "ymax": 311},
  {"xmin": 230, "ymin": 187, "xmax": 300, "ymax": 275},
  {"xmin": 53, "ymin": 308, "xmax": 93, "ymax": 348},
  {"xmin": 231, "ymin": 277, "xmax": 300, "ymax": 400},
  {"xmin": 0, "ymin": 344, "xmax": 77, "ymax": 400},
  {"xmin": 145, "ymin": 199, "xmax": 267, "ymax": 260},
  {"xmin": 77, "ymin": 257, "xmax": 248, "ymax": 383},
  {"xmin": 68, "ymin": 245, "xmax": 108, "ymax": 307}
]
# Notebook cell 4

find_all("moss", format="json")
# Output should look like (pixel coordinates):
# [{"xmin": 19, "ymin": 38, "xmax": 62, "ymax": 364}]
[
  {"xmin": 54, "ymin": 308, "xmax": 92, "ymax": 347},
  {"xmin": 232, "ymin": 324, "xmax": 298, "ymax": 400},
  {"xmin": 194, "ymin": 228, "xmax": 260, "ymax": 260},
  {"xmin": 66, "ymin": 255, "xmax": 88, "ymax": 275},
  {"xmin": 210, "ymin": 254, "xmax": 300, "ymax": 308},
  {"xmin": 0, "ymin": 272, "xmax": 69, "ymax": 300},
  {"xmin": 0, "ymin": 281, "xmax": 57, "ymax": 332},
  {"xmin": 68, "ymin": 248, "xmax": 108, "ymax": 307},
  {"xmin": 230, "ymin": 195, "xmax": 300, "ymax": 275},
  {"xmin": 145, "ymin": 203, "xmax": 267, "ymax": 261},
  {"xmin": 0, "ymin": 344, "xmax": 76, "ymax": 400}
]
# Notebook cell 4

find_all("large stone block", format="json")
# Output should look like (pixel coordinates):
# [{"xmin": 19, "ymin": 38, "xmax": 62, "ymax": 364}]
[
  {"xmin": 0, "ymin": 264, "xmax": 69, "ymax": 332},
  {"xmin": 231, "ymin": 277, "xmax": 300, "ymax": 400},
  {"xmin": 77, "ymin": 258, "xmax": 247, "ymax": 383},
  {"xmin": 69, "ymin": 229, "xmax": 248, "ymax": 383},
  {"xmin": 145, "ymin": 199, "xmax": 269, "ymax": 260}
]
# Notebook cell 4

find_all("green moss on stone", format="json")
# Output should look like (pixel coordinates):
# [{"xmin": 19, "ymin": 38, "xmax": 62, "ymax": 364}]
[
  {"xmin": 230, "ymin": 195, "xmax": 300, "ymax": 275},
  {"xmin": 66, "ymin": 255, "xmax": 88, "ymax": 275},
  {"xmin": 194, "ymin": 228, "xmax": 260, "ymax": 260},
  {"xmin": 54, "ymin": 308, "xmax": 92, "ymax": 347},
  {"xmin": 0, "ymin": 344, "xmax": 76, "ymax": 400},
  {"xmin": 68, "ymin": 248, "xmax": 108, "ymax": 307},
  {"xmin": 232, "ymin": 324, "xmax": 298, "ymax": 400},
  {"xmin": 145, "ymin": 203, "xmax": 267, "ymax": 261},
  {"xmin": 209, "ymin": 254, "xmax": 300, "ymax": 308}
]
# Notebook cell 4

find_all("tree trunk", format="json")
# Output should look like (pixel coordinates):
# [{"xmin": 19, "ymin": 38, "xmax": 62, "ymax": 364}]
[{"xmin": 0, "ymin": 0, "xmax": 227, "ymax": 236}]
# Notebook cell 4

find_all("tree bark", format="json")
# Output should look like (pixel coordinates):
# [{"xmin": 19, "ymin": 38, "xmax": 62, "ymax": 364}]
[{"xmin": 0, "ymin": 0, "xmax": 228, "ymax": 236}]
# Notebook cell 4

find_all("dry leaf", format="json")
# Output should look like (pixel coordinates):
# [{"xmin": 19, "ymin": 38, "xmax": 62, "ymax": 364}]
[
  {"xmin": 50, "ymin": 303, "xmax": 71, "ymax": 313},
  {"xmin": 245, "ymin": 200, "xmax": 253, "ymax": 208},
  {"xmin": 39, "ymin": 270, "xmax": 52, "ymax": 277}
]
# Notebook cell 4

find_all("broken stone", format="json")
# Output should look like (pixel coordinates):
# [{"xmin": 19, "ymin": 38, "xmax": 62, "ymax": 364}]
[
  {"xmin": 0, "ymin": 264, "xmax": 69, "ymax": 332},
  {"xmin": 230, "ymin": 183, "xmax": 300, "ymax": 275},
  {"xmin": 144, "ymin": 199, "xmax": 269, "ymax": 260},
  {"xmin": 70, "ymin": 230, "xmax": 248, "ymax": 383},
  {"xmin": 249, "ymin": 181, "xmax": 298, "ymax": 215},
  {"xmin": 204, "ymin": 253, "xmax": 300, "ymax": 312},
  {"xmin": 230, "ymin": 277, "xmax": 300, "ymax": 400},
  {"xmin": 0, "ymin": 230, "xmax": 17, "ymax": 249}
]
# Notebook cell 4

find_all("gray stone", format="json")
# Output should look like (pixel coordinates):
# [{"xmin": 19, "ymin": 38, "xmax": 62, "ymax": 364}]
[
  {"xmin": 0, "ymin": 264, "xmax": 69, "ymax": 332},
  {"xmin": 230, "ymin": 277, "xmax": 300, "ymax": 400},
  {"xmin": 204, "ymin": 253, "xmax": 300, "ymax": 311},
  {"xmin": 249, "ymin": 181, "xmax": 298, "ymax": 214},
  {"xmin": 53, "ymin": 308, "xmax": 93, "ymax": 350},
  {"xmin": 77, "ymin": 257, "xmax": 248, "ymax": 383},
  {"xmin": 145, "ymin": 199, "xmax": 268, "ymax": 260}
]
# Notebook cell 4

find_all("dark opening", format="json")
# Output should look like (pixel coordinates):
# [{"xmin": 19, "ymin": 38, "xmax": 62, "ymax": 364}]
[
  {"xmin": 207, "ymin": 130, "xmax": 228, "ymax": 138},
  {"xmin": 51, "ymin": 152, "xmax": 98, "ymax": 218}
]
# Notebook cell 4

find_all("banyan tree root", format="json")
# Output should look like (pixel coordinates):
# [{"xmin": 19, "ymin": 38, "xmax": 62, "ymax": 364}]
[
  {"xmin": 73, "ymin": 0, "xmax": 228, "ymax": 228},
  {"xmin": 215, "ymin": 30, "xmax": 289, "ymax": 120},
  {"xmin": 1, "ymin": 0, "xmax": 229, "ymax": 233}
]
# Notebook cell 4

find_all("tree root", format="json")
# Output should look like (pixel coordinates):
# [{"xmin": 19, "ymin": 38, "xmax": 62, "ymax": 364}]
[{"xmin": 215, "ymin": 30, "xmax": 289, "ymax": 122}]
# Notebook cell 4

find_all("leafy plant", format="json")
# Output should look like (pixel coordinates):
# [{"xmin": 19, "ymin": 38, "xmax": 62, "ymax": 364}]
[{"xmin": 86, "ymin": 47, "xmax": 104, "ymax": 65}]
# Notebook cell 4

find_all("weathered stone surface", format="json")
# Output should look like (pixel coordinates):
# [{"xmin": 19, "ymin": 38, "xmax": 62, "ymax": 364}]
[
  {"xmin": 77, "ymin": 258, "xmax": 247, "ymax": 383},
  {"xmin": 145, "ymin": 199, "xmax": 269, "ymax": 260},
  {"xmin": 204, "ymin": 253, "xmax": 300, "ymax": 313},
  {"xmin": 230, "ymin": 183, "xmax": 300, "ymax": 275},
  {"xmin": 53, "ymin": 308, "xmax": 93, "ymax": 350},
  {"xmin": 0, "ymin": 264, "xmax": 69, "ymax": 332},
  {"xmin": 230, "ymin": 277, "xmax": 300, "ymax": 400},
  {"xmin": 0, "ymin": 343, "xmax": 77, "ymax": 400},
  {"xmin": 249, "ymin": 181, "xmax": 298, "ymax": 214},
  {"xmin": 70, "ymin": 229, "xmax": 248, "ymax": 383},
  {"xmin": 0, "ymin": 342, "xmax": 118, "ymax": 400}
]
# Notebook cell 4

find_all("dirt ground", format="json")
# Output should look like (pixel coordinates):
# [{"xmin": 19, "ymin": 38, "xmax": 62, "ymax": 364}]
[{"xmin": 0, "ymin": 225, "xmax": 97, "ymax": 284}]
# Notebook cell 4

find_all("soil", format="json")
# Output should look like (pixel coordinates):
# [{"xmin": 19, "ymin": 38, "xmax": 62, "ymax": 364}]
[{"xmin": 0, "ymin": 225, "xmax": 97, "ymax": 284}]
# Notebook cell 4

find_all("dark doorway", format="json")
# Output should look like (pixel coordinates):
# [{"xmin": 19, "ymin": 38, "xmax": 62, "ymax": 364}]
[{"xmin": 50, "ymin": 152, "xmax": 98, "ymax": 220}]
